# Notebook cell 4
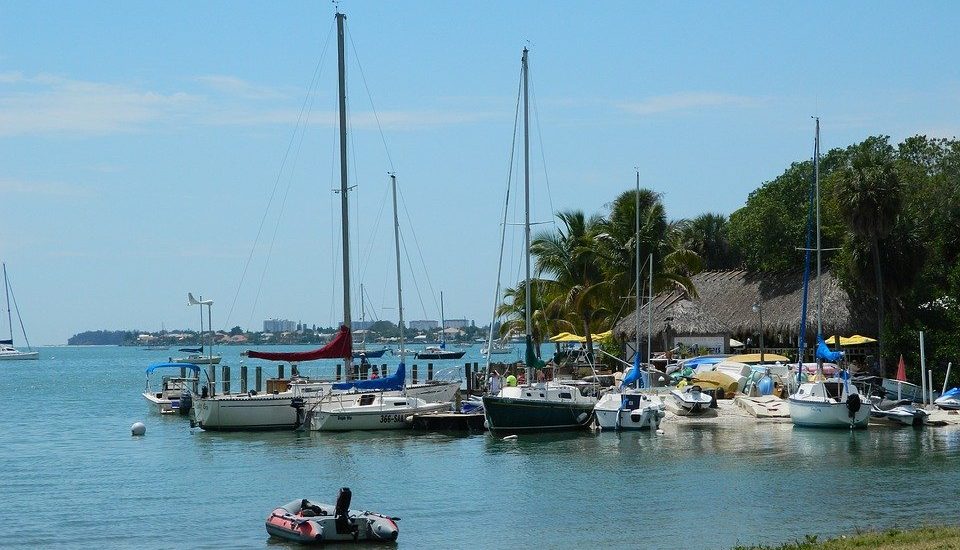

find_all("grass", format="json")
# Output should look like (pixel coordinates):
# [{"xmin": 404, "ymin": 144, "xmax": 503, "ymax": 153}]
[{"xmin": 734, "ymin": 526, "xmax": 960, "ymax": 550}]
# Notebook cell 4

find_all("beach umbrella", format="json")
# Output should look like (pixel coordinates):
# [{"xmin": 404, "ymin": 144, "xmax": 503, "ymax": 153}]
[{"xmin": 896, "ymin": 354, "xmax": 907, "ymax": 382}]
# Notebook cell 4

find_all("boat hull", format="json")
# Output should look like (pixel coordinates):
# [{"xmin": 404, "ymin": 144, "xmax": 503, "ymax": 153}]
[
  {"xmin": 789, "ymin": 398, "xmax": 871, "ymax": 428},
  {"xmin": 414, "ymin": 351, "xmax": 466, "ymax": 360},
  {"xmin": 353, "ymin": 348, "xmax": 388, "ymax": 358},
  {"xmin": 172, "ymin": 355, "xmax": 221, "ymax": 365},
  {"xmin": 193, "ymin": 393, "xmax": 297, "ymax": 430},
  {"xmin": 311, "ymin": 402, "xmax": 449, "ymax": 431},
  {"xmin": 0, "ymin": 351, "xmax": 39, "ymax": 360},
  {"xmin": 482, "ymin": 395, "xmax": 595, "ymax": 432}
]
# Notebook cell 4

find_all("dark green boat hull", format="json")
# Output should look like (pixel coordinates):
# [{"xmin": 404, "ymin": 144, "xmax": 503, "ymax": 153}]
[{"xmin": 482, "ymin": 395, "xmax": 595, "ymax": 432}]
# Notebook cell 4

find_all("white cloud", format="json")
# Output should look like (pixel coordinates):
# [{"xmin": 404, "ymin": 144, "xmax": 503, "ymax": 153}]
[
  {"xmin": 194, "ymin": 75, "xmax": 290, "ymax": 100},
  {"xmin": 0, "ymin": 73, "xmax": 197, "ymax": 137},
  {"xmin": 0, "ymin": 177, "xmax": 94, "ymax": 198},
  {"xmin": 616, "ymin": 92, "xmax": 759, "ymax": 116}
]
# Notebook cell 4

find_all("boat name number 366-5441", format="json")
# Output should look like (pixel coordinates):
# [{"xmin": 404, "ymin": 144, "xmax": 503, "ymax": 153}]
[{"xmin": 379, "ymin": 414, "xmax": 405, "ymax": 424}]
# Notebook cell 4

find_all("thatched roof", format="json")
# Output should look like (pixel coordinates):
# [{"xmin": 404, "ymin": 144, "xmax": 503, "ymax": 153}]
[{"xmin": 614, "ymin": 270, "xmax": 873, "ymax": 341}]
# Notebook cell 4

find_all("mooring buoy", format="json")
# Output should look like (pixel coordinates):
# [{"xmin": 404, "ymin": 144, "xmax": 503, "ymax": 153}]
[{"xmin": 131, "ymin": 422, "xmax": 146, "ymax": 436}]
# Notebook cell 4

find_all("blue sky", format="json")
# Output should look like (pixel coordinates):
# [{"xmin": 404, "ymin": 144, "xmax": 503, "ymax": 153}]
[{"xmin": 1, "ymin": 1, "xmax": 957, "ymax": 344}]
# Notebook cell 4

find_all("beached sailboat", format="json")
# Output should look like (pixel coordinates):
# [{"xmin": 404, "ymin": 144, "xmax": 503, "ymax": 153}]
[
  {"xmin": 482, "ymin": 48, "xmax": 598, "ymax": 433},
  {"xmin": 594, "ymin": 171, "xmax": 665, "ymax": 431},
  {"xmin": 0, "ymin": 263, "xmax": 39, "ymax": 361},
  {"xmin": 788, "ymin": 119, "xmax": 871, "ymax": 429}
]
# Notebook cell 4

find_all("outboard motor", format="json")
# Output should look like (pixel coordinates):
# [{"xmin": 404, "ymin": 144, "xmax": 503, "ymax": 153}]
[
  {"xmin": 846, "ymin": 393, "xmax": 862, "ymax": 418},
  {"xmin": 178, "ymin": 389, "xmax": 193, "ymax": 416},
  {"xmin": 334, "ymin": 487, "xmax": 356, "ymax": 537},
  {"xmin": 291, "ymin": 397, "xmax": 306, "ymax": 430}
]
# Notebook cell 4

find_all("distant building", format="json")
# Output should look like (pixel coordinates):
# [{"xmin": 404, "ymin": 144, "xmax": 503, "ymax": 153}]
[
  {"xmin": 444, "ymin": 319, "xmax": 471, "ymax": 329},
  {"xmin": 263, "ymin": 318, "xmax": 297, "ymax": 333},
  {"xmin": 409, "ymin": 320, "xmax": 438, "ymax": 331},
  {"xmin": 352, "ymin": 320, "xmax": 375, "ymax": 331}
]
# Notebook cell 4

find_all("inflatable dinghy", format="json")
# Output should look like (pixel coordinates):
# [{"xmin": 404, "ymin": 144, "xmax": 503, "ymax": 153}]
[{"xmin": 265, "ymin": 488, "xmax": 399, "ymax": 543}]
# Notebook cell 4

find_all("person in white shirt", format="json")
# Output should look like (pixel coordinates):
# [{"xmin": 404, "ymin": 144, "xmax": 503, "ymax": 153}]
[{"xmin": 488, "ymin": 370, "xmax": 502, "ymax": 395}]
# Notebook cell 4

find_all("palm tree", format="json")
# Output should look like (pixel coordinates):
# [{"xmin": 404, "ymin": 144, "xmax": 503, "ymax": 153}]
[
  {"xmin": 494, "ymin": 279, "xmax": 560, "ymax": 359},
  {"xmin": 836, "ymin": 136, "xmax": 902, "ymax": 376},
  {"xmin": 682, "ymin": 213, "xmax": 741, "ymax": 270},
  {"xmin": 528, "ymin": 210, "xmax": 610, "ymax": 359}
]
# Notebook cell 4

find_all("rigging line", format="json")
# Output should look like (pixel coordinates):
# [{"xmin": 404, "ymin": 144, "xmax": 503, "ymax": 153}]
[
  {"xmin": 397, "ymin": 187, "xmax": 441, "ymax": 315},
  {"xmin": 6, "ymin": 277, "xmax": 31, "ymax": 349},
  {"xmin": 225, "ymin": 19, "xmax": 334, "ymax": 331},
  {"xmin": 358, "ymin": 181, "xmax": 390, "ymax": 284},
  {"xmin": 485, "ymin": 73, "xmax": 523, "ymax": 367},
  {"xmin": 528, "ymin": 69, "xmax": 557, "ymax": 233},
  {"xmin": 345, "ymin": 25, "xmax": 395, "ymax": 173},
  {"xmin": 399, "ymin": 227, "xmax": 430, "ymax": 321}
]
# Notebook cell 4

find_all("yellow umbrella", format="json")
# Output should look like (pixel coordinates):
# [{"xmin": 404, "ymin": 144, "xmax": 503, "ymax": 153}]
[
  {"xmin": 825, "ymin": 335, "xmax": 877, "ymax": 346},
  {"xmin": 548, "ymin": 331, "xmax": 613, "ymax": 343}
]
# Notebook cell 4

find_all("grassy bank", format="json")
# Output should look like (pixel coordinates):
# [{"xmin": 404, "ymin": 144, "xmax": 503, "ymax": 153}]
[{"xmin": 735, "ymin": 526, "xmax": 960, "ymax": 550}]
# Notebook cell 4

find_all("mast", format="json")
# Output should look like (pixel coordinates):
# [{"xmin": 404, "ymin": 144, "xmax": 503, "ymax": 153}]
[
  {"xmin": 814, "ymin": 117, "xmax": 822, "ymax": 337},
  {"xmin": 647, "ymin": 252, "xmax": 653, "ymax": 370},
  {"xmin": 522, "ymin": 47, "xmax": 532, "ymax": 382},
  {"xmin": 439, "ymin": 291, "xmax": 445, "ymax": 348},
  {"xmin": 391, "ymin": 174, "xmax": 405, "ymax": 360},
  {"xmin": 3, "ymin": 263, "xmax": 12, "ymax": 343},
  {"xmin": 634, "ymin": 170, "xmax": 640, "ymax": 365},
  {"xmin": 336, "ymin": 11, "xmax": 353, "ymax": 374}
]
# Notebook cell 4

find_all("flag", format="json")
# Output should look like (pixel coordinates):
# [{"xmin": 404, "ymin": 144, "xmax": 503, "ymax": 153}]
[{"xmin": 896, "ymin": 354, "xmax": 907, "ymax": 382}]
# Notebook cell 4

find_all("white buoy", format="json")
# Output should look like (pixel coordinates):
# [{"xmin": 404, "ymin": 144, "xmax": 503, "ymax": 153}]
[
  {"xmin": 502, "ymin": 434, "xmax": 518, "ymax": 441},
  {"xmin": 656, "ymin": 429, "xmax": 664, "ymax": 435},
  {"xmin": 131, "ymin": 422, "xmax": 146, "ymax": 436}
]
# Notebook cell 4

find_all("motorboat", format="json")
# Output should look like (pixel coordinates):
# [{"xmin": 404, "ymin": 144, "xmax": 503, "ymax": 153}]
[
  {"xmin": 352, "ymin": 347, "xmax": 388, "ymax": 359},
  {"xmin": 142, "ymin": 362, "xmax": 200, "ymax": 415},
  {"xmin": 789, "ymin": 378, "xmax": 871, "ymax": 428},
  {"xmin": 265, "ymin": 488, "xmax": 398, "ymax": 543},
  {"xmin": 481, "ymin": 342, "xmax": 514, "ymax": 355},
  {"xmin": 414, "ymin": 346, "xmax": 465, "ymax": 360},
  {"xmin": 594, "ymin": 390, "xmax": 665, "ymax": 431},
  {"xmin": 870, "ymin": 398, "xmax": 929, "ymax": 426},
  {"xmin": 670, "ymin": 385, "xmax": 713, "ymax": 414},
  {"xmin": 935, "ymin": 387, "xmax": 960, "ymax": 410},
  {"xmin": 307, "ymin": 392, "xmax": 450, "ymax": 431}
]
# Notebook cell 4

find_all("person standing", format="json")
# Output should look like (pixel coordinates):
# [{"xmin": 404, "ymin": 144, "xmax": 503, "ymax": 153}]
[{"xmin": 488, "ymin": 370, "xmax": 502, "ymax": 395}]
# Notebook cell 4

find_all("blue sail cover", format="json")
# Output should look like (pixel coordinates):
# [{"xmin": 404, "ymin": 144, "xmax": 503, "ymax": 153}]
[
  {"xmin": 146, "ymin": 362, "xmax": 201, "ymax": 374},
  {"xmin": 620, "ymin": 352, "xmax": 643, "ymax": 389},
  {"xmin": 332, "ymin": 362, "xmax": 405, "ymax": 392},
  {"xmin": 815, "ymin": 336, "xmax": 844, "ymax": 363}
]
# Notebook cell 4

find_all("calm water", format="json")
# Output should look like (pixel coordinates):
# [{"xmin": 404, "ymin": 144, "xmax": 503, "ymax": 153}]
[{"xmin": 2, "ymin": 345, "xmax": 959, "ymax": 549}]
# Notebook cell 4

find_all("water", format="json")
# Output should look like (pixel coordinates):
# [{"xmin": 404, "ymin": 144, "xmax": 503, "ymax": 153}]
[{"xmin": 2, "ymin": 345, "xmax": 959, "ymax": 549}]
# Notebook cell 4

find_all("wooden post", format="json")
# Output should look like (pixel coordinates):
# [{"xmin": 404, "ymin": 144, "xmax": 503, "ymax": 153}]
[
  {"xmin": 336, "ymin": 363, "xmax": 342, "ymax": 381},
  {"xmin": 412, "ymin": 364, "xmax": 419, "ymax": 384},
  {"xmin": 278, "ymin": 364, "xmax": 285, "ymax": 380},
  {"xmin": 382, "ymin": 363, "xmax": 388, "ymax": 377},
  {"xmin": 428, "ymin": 363, "xmax": 434, "ymax": 381},
  {"xmin": 180, "ymin": 366, "xmax": 186, "ymax": 378},
  {"xmin": 222, "ymin": 365, "xmax": 231, "ymax": 394},
  {"xmin": 291, "ymin": 364, "xmax": 299, "ymax": 378},
  {"xmin": 209, "ymin": 365, "xmax": 216, "ymax": 396},
  {"xmin": 255, "ymin": 366, "xmax": 262, "ymax": 392},
  {"xmin": 240, "ymin": 365, "xmax": 248, "ymax": 393},
  {"xmin": 465, "ymin": 363, "xmax": 472, "ymax": 394}
]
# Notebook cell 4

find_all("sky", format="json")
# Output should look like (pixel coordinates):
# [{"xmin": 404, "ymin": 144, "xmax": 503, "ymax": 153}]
[{"xmin": 1, "ymin": 1, "xmax": 958, "ymax": 345}]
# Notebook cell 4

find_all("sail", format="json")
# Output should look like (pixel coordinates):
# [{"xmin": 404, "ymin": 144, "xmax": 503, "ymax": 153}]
[
  {"xmin": 332, "ymin": 362, "xmax": 405, "ymax": 392},
  {"xmin": 620, "ymin": 351, "xmax": 643, "ymax": 389},
  {"xmin": 524, "ymin": 335, "xmax": 545, "ymax": 370},
  {"xmin": 815, "ymin": 336, "xmax": 844, "ymax": 363},
  {"xmin": 247, "ymin": 326, "xmax": 352, "ymax": 362}
]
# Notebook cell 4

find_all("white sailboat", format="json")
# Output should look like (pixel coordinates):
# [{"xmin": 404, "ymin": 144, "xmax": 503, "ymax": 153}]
[
  {"xmin": 788, "ymin": 119, "xmax": 871, "ymax": 429},
  {"xmin": 481, "ymin": 48, "xmax": 598, "ymax": 433},
  {"xmin": 594, "ymin": 170, "xmax": 665, "ymax": 431},
  {"xmin": 0, "ymin": 263, "xmax": 39, "ymax": 361}
]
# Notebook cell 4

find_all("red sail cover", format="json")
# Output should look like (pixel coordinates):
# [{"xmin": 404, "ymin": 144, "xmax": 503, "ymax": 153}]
[{"xmin": 246, "ymin": 326, "xmax": 352, "ymax": 362}]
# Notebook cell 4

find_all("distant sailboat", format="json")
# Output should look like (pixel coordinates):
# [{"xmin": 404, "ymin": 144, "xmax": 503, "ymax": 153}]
[
  {"xmin": 415, "ymin": 292, "xmax": 465, "ymax": 360},
  {"xmin": 0, "ymin": 263, "xmax": 38, "ymax": 361}
]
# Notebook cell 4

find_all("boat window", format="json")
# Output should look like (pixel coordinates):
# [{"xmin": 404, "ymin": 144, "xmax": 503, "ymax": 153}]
[
  {"xmin": 525, "ymin": 392, "xmax": 532, "ymax": 397},
  {"xmin": 823, "ymin": 383, "xmax": 843, "ymax": 399},
  {"xmin": 359, "ymin": 394, "xmax": 376, "ymax": 406},
  {"xmin": 559, "ymin": 392, "xmax": 572, "ymax": 399}
]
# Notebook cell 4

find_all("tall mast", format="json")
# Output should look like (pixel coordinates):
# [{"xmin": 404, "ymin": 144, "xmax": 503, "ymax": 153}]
[
  {"xmin": 814, "ymin": 117, "xmax": 822, "ymax": 337},
  {"xmin": 391, "ymin": 174, "xmax": 405, "ymax": 359},
  {"xmin": 3, "ymin": 263, "xmax": 12, "ymax": 343},
  {"xmin": 634, "ymin": 170, "xmax": 641, "ymax": 363},
  {"xmin": 336, "ymin": 11, "xmax": 353, "ymax": 372},
  {"xmin": 647, "ymin": 253, "xmax": 653, "ymax": 367},
  {"xmin": 522, "ymin": 48, "xmax": 532, "ymax": 367},
  {"xmin": 440, "ymin": 291, "xmax": 445, "ymax": 347}
]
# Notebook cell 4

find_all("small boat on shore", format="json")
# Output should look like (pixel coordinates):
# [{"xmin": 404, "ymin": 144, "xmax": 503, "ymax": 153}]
[
  {"xmin": 670, "ymin": 385, "xmax": 713, "ymax": 414},
  {"xmin": 594, "ymin": 390, "xmax": 665, "ymax": 430},
  {"xmin": 870, "ymin": 398, "xmax": 928, "ymax": 426},
  {"xmin": 265, "ymin": 488, "xmax": 399, "ymax": 543},
  {"xmin": 935, "ymin": 388, "xmax": 960, "ymax": 410}
]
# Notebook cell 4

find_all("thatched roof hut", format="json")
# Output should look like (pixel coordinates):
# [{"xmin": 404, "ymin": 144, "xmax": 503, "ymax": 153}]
[{"xmin": 614, "ymin": 270, "xmax": 873, "ymax": 344}]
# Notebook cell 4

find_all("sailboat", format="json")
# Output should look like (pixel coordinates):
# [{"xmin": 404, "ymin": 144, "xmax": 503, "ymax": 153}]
[
  {"xmin": 788, "ymin": 119, "xmax": 871, "ymax": 429},
  {"xmin": 415, "ymin": 292, "xmax": 465, "ymax": 359},
  {"xmin": 1, "ymin": 263, "xmax": 39, "ymax": 361},
  {"xmin": 192, "ymin": 12, "xmax": 456, "ymax": 430},
  {"xmin": 481, "ymin": 48, "xmax": 598, "ymax": 433},
  {"xmin": 306, "ymin": 174, "xmax": 451, "ymax": 431},
  {"xmin": 594, "ymin": 171, "xmax": 665, "ymax": 431},
  {"xmin": 352, "ymin": 284, "xmax": 388, "ymax": 359}
]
